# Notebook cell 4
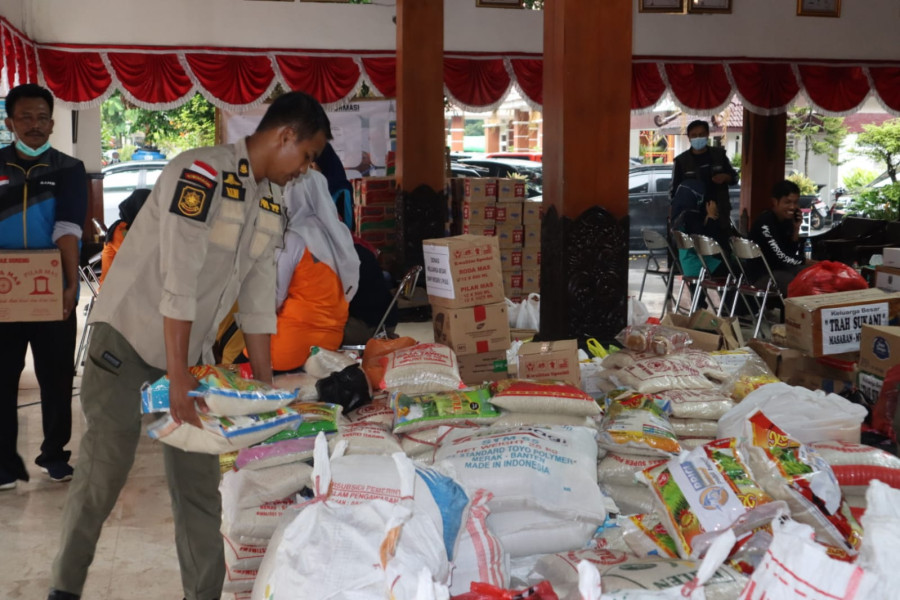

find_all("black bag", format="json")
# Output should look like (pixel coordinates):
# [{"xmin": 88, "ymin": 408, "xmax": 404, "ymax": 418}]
[{"xmin": 315, "ymin": 364, "xmax": 372, "ymax": 413}]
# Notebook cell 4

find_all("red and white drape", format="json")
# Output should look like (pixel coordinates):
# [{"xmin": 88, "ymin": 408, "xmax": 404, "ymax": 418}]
[{"xmin": 3, "ymin": 18, "xmax": 899, "ymax": 116}]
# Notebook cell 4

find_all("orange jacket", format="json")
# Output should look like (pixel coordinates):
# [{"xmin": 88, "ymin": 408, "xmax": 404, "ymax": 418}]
[
  {"xmin": 99, "ymin": 222, "xmax": 127, "ymax": 285},
  {"xmin": 270, "ymin": 249, "xmax": 349, "ymax": 371}
]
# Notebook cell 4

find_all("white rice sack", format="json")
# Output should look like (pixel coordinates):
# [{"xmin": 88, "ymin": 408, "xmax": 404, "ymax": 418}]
[
  {"xmin": 809, "ymin": 441, "xmax": 900, "ymax": 493},
  {"xmin": 587, "ymin": 517, "xmax": 633, "ymax": 554},
  {"xmin": 487, "ymin": 508, "xmax": 601, "ymax": 558},
  {"xmin": 670, "ymin": 417, "xmax": 719, "ymax": 439},
  {"xmin": 488, "ymin": 379, "xmax": 602, "ymax": 416},
  {"xmin": 709, "ymin": 348, "xmax": 756, "ymax": 376},
  {"xmin": 380, "ymin": 343, "xmax": 464, "ymax": 394},
  {"xmin": 147, "ymin": 408, "xmax": 302, "ymax": 455},
  {"xmin": 250, "ymin": 504, "xmax": 305, "ymax": 600},
  {"xmin": 235, "ymin": 436, "xmax": 318, "ymax": 471},
  {"xmin": 600, "ymin": 483, "xmax": 656, "ymax": 515},
  {"xmin": 657, "ymin": 388, "xmax": 734, "ymax": 420},
  {"xmin": 600, "ymin": 559, "xmax": 748, "ymax": 600},
  {"xmin": 223, "ymin": 562, "xmax": 258, "ymax": 595},
  {"xmin": 616, "ymin": 358, "xmax": 714, "ymax": 394},
  {"xmin": 597, "ymin": 454, "xmax": 667, "ymax": 487},
  {"xmin": 392, "ymin": 388, "xmax": 501, "ymax": 435},
  {"xmin": 678, "ymin": 437, "xmax": 716, "ymax": 451},
  {"xmin": 400, "ymin": 427, "xmax": 443, "ymax": 458},
  {"xmin": 272, "ymin": 371, "xmax": 319, "ymax": 401},
  {"xmin": 435, "ymin": 426, "xmax": 606, "ymax": 524},
  {"xmin": 492, "ymin": 412, "xmax": 597, "ymax": 429},
  {"xmin": 346, "ymin": 396, "xmax": 394, "ymax": 426},
  {"xmin": 449, "ymin": 489, "xmax": 510, "ymax": 595},
  {"xmin": 224, "ymin": 534, "xmax": 268, "ymax": 571},
  {"xmin": 304, "ymin": 346, "xmax": 357, "ymax": 379},
  {"xmin": 220, "ymin": 462, "xmax": 312, "ymax": 509},
  {"xmin": 221, "ymin": 497, "xmax": 296, "ymax": 542},
  {"xmin": 528, "ymin": 548, "xmax": 630, "ymax": 600},
  {"xmin": 597, "ymin": 393, "xmax": 681, "ymax": 457},
  {"xmin": 330, "ymin": 420, "xmax": 402, "ymax": 455}
]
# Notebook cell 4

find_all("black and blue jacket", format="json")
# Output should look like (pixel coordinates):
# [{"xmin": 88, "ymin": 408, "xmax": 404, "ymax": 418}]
[{"xmin": 0, "ymin": 144, "xmax": 87, "ymax": 251}]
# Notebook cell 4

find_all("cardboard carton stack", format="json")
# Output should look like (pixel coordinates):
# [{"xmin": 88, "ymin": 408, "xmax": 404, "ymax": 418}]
[
  {"xmin": 422, "ymin": 234, "xmax": 510, "ymax": 385},
  {"xmin": 353, "ymin": 176, "xmax": 398, "ymax": 271},
  {"xmin": 0, "ymin": 249, "xmax": 63, "ymax": 322}
]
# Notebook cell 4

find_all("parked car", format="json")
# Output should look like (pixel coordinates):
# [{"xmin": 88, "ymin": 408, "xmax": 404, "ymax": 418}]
[
  {"xmin": 131, "ymin": 146, "xmax": 167, "ymax": 161},
  {"xmin": 450, "ymin": 162, "xmax": 487, "ymax": 178},
  {"xmin": 101, "ymin": 160, "xmax": 168, "ymax": 226},
  {"xmin": 486, "ymin": 151, "xmax": 542, "ymax": 162},
  {"xmin": 457, "ymin": 158, "xmax": 542, "ymax": 197},
  {"xmin": 628, "ymin": 164, "xmax": 740, "ymax": 251}
]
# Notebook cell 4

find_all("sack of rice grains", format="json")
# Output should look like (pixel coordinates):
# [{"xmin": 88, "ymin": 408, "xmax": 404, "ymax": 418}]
[{"xmin": 597, "ymin": 392, "xmax": 681, "ymax": 457}]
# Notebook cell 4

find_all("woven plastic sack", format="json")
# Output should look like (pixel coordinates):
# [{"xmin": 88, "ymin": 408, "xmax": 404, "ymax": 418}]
[
  {"xmin": 220, "ymin": 461, "xmax": 312, "ymax": 509},
  {"xmin": 787, "ymin": 260, "xmax": 869, "ymax": 298},
  {"xmin": 488, "ymin": 379, "xmax": 601, "ymax": 416},
  {"xmin": 600, "ymin": 483, "xmax": 656, "ymax": 515},
  {"xmin": 657, "ymin": 389, "xmax": 734, "ymax": 420},
  {"xmin": 597, "ymin": 453, "xmax": 667, "ymax": 487},
  {"xmin": 362, "ymin": 336, "xmax": 418, "ymax": 388},
  {"xmin": 809, "ymin": 440, "xmax": 900, "ymax": 493},
  {"xmin": 147, "ymin": 408, "xmax": 302, "ymax": 454},
  {"xmin": 449, "ymin": 489, "xmax": 510, "ymax": 596},
  {"xmin": 616, "ymin": 358, "xmax": 714, "ymax": 394},
  {"xmin": 858, "ymin": 480, "xmax": 900, "ymax": 597},
  {"xmin": 330, "ymin": 420, "xmax": 402, "ymax": 455},
  {"xmin": 527, "ymin": 548, "xmax": 629, "ymax": 600},
  {"xmin": 620, "ymin": 512, "xmax": 680, "ymax": 559},
  {"xmin": 380, "ymin": 343, "xmax": 464, "ymax": 394},
  {"xmin": 670, "ymin": 417, "xmax": 719, "ymax": 438}
]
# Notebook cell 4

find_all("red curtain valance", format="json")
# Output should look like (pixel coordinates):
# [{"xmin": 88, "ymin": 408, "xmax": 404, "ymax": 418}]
[{"xmin": 3, "ymin": 18, "xmax": 900, "ymax": 116}]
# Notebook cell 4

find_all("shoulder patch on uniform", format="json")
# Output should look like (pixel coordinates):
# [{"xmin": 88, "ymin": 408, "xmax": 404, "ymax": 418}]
[
  {"xmin": 259, "ymin": 196, "xmax": 282, "ymax": 215},
  {"xmin": 221, "ymin": 172, "xmax": 245, "ymax": 202},
  {"xmin": 238, "ymin": 159, "xmax": 250, "ymax": 178},
  {"xmin": 170, "ymin": 181, "xmax": 212, "ymax": 222},
  {"xmin": 179, "ymin": 168, "xmax": 216, "ymax": 190}
]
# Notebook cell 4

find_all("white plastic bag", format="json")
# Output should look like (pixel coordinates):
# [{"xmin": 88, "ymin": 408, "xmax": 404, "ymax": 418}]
[
  {"xmin": 627, "ymin": 296, "xmax": 651, "ymax": 326},
  {"xmin": 506, "ymin": 297, "xmax": 522, "ymax": 328},
  {"xmin": 858, "ymin": 480, "xmax": 900, "ymax": 598},
  {"xmin": 515, "ymin": 293, "xmax": 540, "ymax": 330}
]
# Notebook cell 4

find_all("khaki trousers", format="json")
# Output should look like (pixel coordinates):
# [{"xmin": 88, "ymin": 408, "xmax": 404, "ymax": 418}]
[{"xmin": 51, "ymin": 323, "xmax": 224, "ymax": 600}]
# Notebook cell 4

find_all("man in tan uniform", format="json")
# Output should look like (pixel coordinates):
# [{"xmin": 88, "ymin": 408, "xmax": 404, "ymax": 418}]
[{"xmin": 48, "ymin": 92, "xmax": 331, "ymax": 600}]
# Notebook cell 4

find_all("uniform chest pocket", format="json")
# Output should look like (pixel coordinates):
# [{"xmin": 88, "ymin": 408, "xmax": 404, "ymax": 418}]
[
  {"xmin": 249, "ymin": 209, "xmax": 284, "ymax": 259},
  {"xmin": 208, "ymin": 200, "xmax": 246, "ymax": 250}
]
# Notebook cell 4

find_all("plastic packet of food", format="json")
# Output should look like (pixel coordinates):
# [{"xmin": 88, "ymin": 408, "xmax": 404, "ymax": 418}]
[
  {"xmin": 489, "ymin": 378, "xmax": 601, "ymax": 416},
  {"xmin": 718, "ymin": 353, "xmax": 779, "ymax": 401},
  {"xmin": 380, "ymin": 343, "xmax": 464, "ymax": 394},
  {"xmin": 392, "ymin": 387, "xmax": 500, "ymax": 434},
  {"xmin": 304, "ymin": 346, "xmax": 358, "ymax": 379},
  {"xmin": 616, "ymin": 324, "xmax": 692, "ymax": 355},
  {"xmin": 621, "ymin": 512, "xmax": 680, "ymax": 559},
  {"xmin": 598, "ymin": 393, "xmax": 681, "ymax": 457}
]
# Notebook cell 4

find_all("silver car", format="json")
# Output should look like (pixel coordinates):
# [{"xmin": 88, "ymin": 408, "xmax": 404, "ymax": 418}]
[{"xmin": 101, "ymin": 160, "xmax": 168, "ymax": 226}]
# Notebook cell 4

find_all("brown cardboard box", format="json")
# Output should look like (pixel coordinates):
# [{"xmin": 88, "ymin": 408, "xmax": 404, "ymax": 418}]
[
  {"xmin": 688, "ymin": 309, "xmax": 744, "ymax": 350},
  {"xmin": 517, "ymin": 339, "xmax": 579, "ymax": 385},
  {"xmin": 859, "ymin": 324, "xmax": 900, "ymax": 378},
  {"xmin": 497, "ymin": 178, "xmax": 526, "ymax": 202},
  {"xmin": 461, "ymin": 200, "xmax": 497, "ymax": 225},
  {"xmin": 499, "ymin": 249, "xmax": 523, "ymax": 271},
  {"xmin": 463, "ymin": 178, "xmax": 498, "ymax": 201},
  {"xmin": 0, "ymin": 249, "xmax": 63, "ymax": 322},
  {"xmin": 496, "ymin": 222, "xmax": 524, "ymax": 248},
  {"xmin": 747, "ymin": 339, "xmax": 805, "ymax": 378},
  {"xmin": 784, "ymin": 289, "xmax": 900, "ymax": 356},
  {"xmin": 461, "ymin": 224, "xmax": 496, "ymax": 237},
  {"xmin": 521, "ymin": 248, "xmax": 540, "ymax": 270},
  {"xmin": 522, "ymin": 224, "xmax": 541, "ymax": 249},
  {"xmin": 523, "ymin": 199, "xmax": 543, "ymax": 225},
  {"xmin": 874, "ymin": 265, "xmax": 900, "ymax": 292},
  {"xmin": 502, "ymin": 269, "xmax": 523, "ymax": 296},
  {"xmin": 748, "ymin": 339, "xmax": 857, "ymax": 394},
  {"xmin": 432, "ymin": 302, "xmax": 511, "ymax": 355},
  {"xmin": 494, "ymin": 202, "xmax": 523, "ymax": 225},
  {"xmin": 522, "ymin": 269, "xmax": 540, "ymax": 294},
  {"xmin": 660, "ymin": 313, "xmax": 722, "ymax": 352},
  {"xmin": 357, "ymin": 176, "xmax": 397, "ymax": 205},
  {"xmin": 457, "ymin": 350, "xmax": 509, "ymax": 385},
  {"xmin": 423, "ymin": 235, "xmax": 504, "ymax": 309}
]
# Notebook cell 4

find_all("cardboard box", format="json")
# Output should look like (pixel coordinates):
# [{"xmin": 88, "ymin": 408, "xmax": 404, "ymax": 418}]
[
  {"xmin": 874, "ymin": 265, "xmax": 900, "ymax": 292},
  {"xmin": 688, "ymin": 309, "xmax": 744, "ymax": 350},
  {"xmin": 499, "ymin": 249, "xmax": 523, "ymax": 270},
  {"xmin": 494, "ymin": 202, "xmax": 523, "ymax": 224},
  {"xmin": 423, "ymin": 235, "xmax": 504, "ymax": 309},
  {"xmin": 517, "ymin": 339, "xmax": 579, "ymax": 386},
  {"xmin": 859, "ymin": 324, "xmax": 900, "ymax": 378},
  {"xmin": 521, "ymin": 248, "xmax": 540, "ymax": 270},
  {"xmin": 461, "ymin": 224, "xmax": 496, "ymax": 237},
  {"xmin": 884, "ymin": 247, "xmax": 900, "ymax": 268},
  {"xmin": 457, "ymin": 350, "xmax": 509, "ymax": 385},
  {"xmin": 432, "ymin": 302, "xmax": 511, "ymax": 355},
  {"xmin": 0, "ymin": 249, "xmax": 64, "ymax": 322},
  {"xmin": 497, "ymin": 178, "xmax": 526, "ymax": 202},
  {"xmin": 522, "ymin": 224, "xmax": 541, "ymax": 248},
  {"xmin": 523, "ymin": 199, "xmax": 543, "ymax": 225},
  {"xmin": 790, "ymin": 354, "xmax": 858, "ymax": 396},
  {"xmin": 747, "ymin": 339, "xmax": 805, "ymax": 379},
  {"xmin": 784, "ymin": 289, "xmax": 900, "ymax": 356},
  {"xmin": 502, "ymin": 269, "xmax": 523, "ymax": 295},
  {"xmin": 357, "ymin": 176, "xmax": 397, "ymax": 205},
  {"xmin": 522, "ymin": 269, "xmax": 540, "ymax": 294},
  {"xmin": 461, "ymin": 200, "xmax": 496, "ymax": 225},
  {"xmin": 496, "ymin": 222, "xmax": 524, "ymax": 248},
  {"xmin": 463, "ymin": 178, "xmax": 498, "ymax": 201},
  {"xmin": 660, "ymin": 313, "xmax": 723, "ymax": 352}
]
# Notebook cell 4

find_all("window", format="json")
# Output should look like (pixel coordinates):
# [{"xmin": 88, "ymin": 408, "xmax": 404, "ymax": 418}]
[
  {"xmin": 655, "ymin": 176, "xmax": 671, "ymax": 192},
  {"xmin": 103, "ymin": 169, "xmax": 140, "ymax": 193},
  {"xmin": 144, "ymin": 168, "xmax": 164, "ymax": 187},
  {"xmin": 629, "ymin": 173, "xmax": 650, "ymax": 193}
]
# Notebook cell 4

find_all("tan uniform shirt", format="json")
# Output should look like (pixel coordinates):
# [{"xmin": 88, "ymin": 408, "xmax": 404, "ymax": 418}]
[{"xmin": 90, "ymin": 138, "xmax": 283, "ymax": 369}]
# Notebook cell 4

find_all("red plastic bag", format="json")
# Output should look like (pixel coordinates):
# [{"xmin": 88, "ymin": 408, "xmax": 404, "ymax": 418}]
[
  {"xmin": 787, "ymin": 260, "xmax": 868, "ymax": 298},
  {"xmin": 453, "ymin": 581, "xmax": 559, "ymax": 600}
]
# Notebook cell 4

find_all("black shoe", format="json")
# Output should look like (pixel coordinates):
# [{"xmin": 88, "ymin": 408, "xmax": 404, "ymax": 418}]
[
  {"xmin": 40, "ymin": 462, "xmax": 74, "ymax": 483},
  {"xmin": 48, "ymin": 590, "xmax": 80, "ymax": 600}
]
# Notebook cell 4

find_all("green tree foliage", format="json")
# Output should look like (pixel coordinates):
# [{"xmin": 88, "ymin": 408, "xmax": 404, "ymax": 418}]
[
  {"xmin": 101, "ymin": 91, "xmax": 216, "ymax": 159},
  {"xmin": 848, "ymin": 183, "xmax": 900, "ymax": 221},
  {"xmin": 853, "ymin": 119, "xmax": 900, "ymax": 184},
  {"xmin": 841, "ymin": 167, "xmax": 879, "ymax": 194},
  {"xmin": 786, "ymin": 107, "xmax": 848, "ymax": 175},
  {"xmin": 786, "ymin": 171, "xmax": 818, "ymax": 196},
  {"xmin": 464, "ymin": 119, "xmax": 484, "ymax": 136}
]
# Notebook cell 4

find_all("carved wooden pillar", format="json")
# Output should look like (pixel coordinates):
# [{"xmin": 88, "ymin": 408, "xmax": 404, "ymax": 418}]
[
  {"xmin": 540, "ymin": 0, "xmax": 632, "ymax": 344},
  {"xmin": 740, "ymin": 110, "xmax": 787, "ymax": 231}
]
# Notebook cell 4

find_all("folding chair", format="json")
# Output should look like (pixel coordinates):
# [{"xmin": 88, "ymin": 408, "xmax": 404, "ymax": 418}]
[
  {"xmin": 730, "ymin": 236, "xmax": 785, "ymax": 339},
  {"xmin": 690, "ymin": 234, "xmax": 741, "ymax": 317},
  {"xmin": 75, "ymin": 252, "xmax": 102, "ymax": 372},
  {"xmin": 670, "ymin": 230, "xmax": 703, "ymax": 315},
  {"xmin": 340, "ymin": 265, "xmax": 422, "ymax": 352},
  {"xmin": 638, "ymin": 229, "xmax": 674, "ymax": 309}
]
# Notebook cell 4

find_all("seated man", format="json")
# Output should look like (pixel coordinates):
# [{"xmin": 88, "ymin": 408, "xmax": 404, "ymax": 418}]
[
  {"xmin": 271, "ymin": 168, "xmax": 360, "ymax": 372},
  {"xmin": 342, "ymin": 237, "xmax": 398, "ymax": 346},
  {"xmin": 749, "ymin": 180, "xmax": 808, "ymax": 293},
  {"xmin": 671, "ymin": 179, "xmax": 730, "ymax": 278}
]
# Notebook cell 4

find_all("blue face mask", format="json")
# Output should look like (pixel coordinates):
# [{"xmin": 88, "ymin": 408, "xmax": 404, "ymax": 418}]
[
  {"xmin": 690, "ymin": 137, "xmax": 708, "ymax": 151},
  {"xmin": 15, "ymin": 139, "xmax": 50, "ymax": 157}
]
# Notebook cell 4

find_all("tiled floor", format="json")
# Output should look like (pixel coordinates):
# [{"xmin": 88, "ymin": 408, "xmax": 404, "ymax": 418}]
[{"xmin": 1, "ymin": 260, "xmax": 669, "ymax": 599}]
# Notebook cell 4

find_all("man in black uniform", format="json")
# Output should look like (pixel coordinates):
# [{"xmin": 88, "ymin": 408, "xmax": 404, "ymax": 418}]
[{"xmin": 749, "ymin": 180, "xmax": 807, "ymax": 293}]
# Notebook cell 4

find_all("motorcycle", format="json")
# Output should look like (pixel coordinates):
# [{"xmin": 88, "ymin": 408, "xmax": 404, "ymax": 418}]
[{"xmin": 808, "ymin": 195, "xmax": 829, "ymax": 230}]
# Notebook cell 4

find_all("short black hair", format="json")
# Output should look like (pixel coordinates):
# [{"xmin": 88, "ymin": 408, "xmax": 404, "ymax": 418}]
[
  {"xmin": 686, "ymin": 120, "xmax": 709, "ymax": 136},
  {"xmin": 256, "ymin": 91, "xmax": 332, "ymax": 141},
  {"xmin": 6, "ymin": 83, "xmax": 54, "ymax": 117},
  {"xmin": 772, "ymin": 180, "xmax": 801, "ymax": 199}
]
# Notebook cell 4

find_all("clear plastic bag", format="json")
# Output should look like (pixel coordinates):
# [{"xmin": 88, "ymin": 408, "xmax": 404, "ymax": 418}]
[
  {"xmin": 615, "ymin": 324, "xmax": 692, "ymax": 356},
  {"xmin": 718, "ymin": 353, "xmax": 779, "ymax": 401},
  {"xmin": 304, "ymin": 346, "xmax": 357, "ymax": 379}
]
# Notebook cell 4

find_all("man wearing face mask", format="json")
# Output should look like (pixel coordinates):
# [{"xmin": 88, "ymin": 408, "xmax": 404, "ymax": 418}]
[
  {"xmin": 669, "ymin": 120, "xmax": 738, "ymax": 237},
  {"xmin": 0, "ymin": 84, "xmax": 87, "ymax": 490}
]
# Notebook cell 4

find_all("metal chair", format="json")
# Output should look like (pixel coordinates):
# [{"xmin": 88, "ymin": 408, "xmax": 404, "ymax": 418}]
[
  {"xmin": 730, "ymin": 236, "xmax": 785, "ymax": 339},
  {"xmin": 638, "ymin": 229, "xmax": 674, "ymax": 307},
  {"xmin": 341, "ymin": 265, "xmax": 422, "ymax": 352},
  {"xmin": 75, "ymin": 252, "xmax": 102, "ymax": 372},
  {"xmin": 690, "ymin": 234, "xmax": 741, "ymax": 317},
  {"xmin": 670, "ymin": 230, "xmax": 703, "ymax": 315}
]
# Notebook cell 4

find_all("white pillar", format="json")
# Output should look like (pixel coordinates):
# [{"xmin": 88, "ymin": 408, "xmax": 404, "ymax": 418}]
[{"xmin": 49, "ymin": 106, "xmax": 102, "ymax": 172}]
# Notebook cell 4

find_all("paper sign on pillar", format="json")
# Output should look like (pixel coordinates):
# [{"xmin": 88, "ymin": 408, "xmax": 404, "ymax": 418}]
[{"xmin": 423, "ymin": 234, "xmax": 509, "ymax": 385}]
